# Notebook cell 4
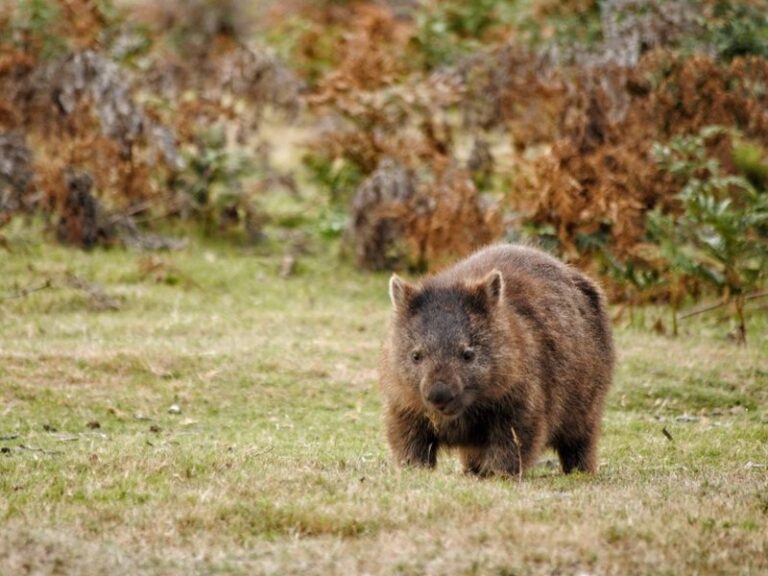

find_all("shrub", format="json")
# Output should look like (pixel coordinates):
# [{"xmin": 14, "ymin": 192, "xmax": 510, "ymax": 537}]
[
  {"xmin": 648, "ymin": 127, "xmax": 768, "ymax": 342},
  {"xmin": 708, "ymin": 1, "xmax": 768, "ymax": 61},
  {"xmin": 0, "ymin": 0, "xmax": 300, "ymax": 247}
]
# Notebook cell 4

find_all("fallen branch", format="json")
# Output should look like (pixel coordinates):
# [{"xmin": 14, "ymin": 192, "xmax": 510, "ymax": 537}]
[
  {"xmin": 244, "ymin": 446, "xmax": 274, "ymax": 459},
  {"xmin": 113, "ymin": 215, "xmax": 188, "ymax": 251},
  {"xmin": 1, "ymin": 272, "xmax": 124, "ymax": 311},
  {"xmin": 107, "ymin": 194, "xmax": 177, "ymax": 222},
  {"xmin": 63, "ymin": 273, "xmax": 123, "ymax": 311},
  {"xmin": 18, "ymin": 444, "xmax": 63, "ymax": 455}
]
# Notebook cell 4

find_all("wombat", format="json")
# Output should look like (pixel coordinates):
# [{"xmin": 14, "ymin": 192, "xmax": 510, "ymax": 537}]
[{"xmin": 379, "ymin": 244, "xmax": 614, "ymax": 477}]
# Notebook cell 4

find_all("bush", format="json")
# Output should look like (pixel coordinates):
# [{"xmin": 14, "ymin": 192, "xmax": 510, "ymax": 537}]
[
  {"xmin": 0, "ymin": 0, "xmax": 300, "ymax": 247},
  {"xmin": 647, "ymin": 127, "xmax": 768, "ymax": 342},
  {"xmin": 708, "ymin": 1, "xmax": 768, "ymax": 61}
]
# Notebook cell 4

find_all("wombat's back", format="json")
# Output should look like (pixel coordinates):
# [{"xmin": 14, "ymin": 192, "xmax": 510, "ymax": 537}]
[{"xmin": 430, "ymin": 244, "xmax": 613, "ymax": 360}]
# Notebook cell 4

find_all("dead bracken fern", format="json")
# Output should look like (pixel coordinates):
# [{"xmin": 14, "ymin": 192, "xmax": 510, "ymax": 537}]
[{"xmin": 529, "ymin": 53, "xmax": 768, "ymax": 266}]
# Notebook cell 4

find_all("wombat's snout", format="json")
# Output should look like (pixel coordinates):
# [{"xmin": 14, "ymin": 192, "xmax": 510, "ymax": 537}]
[{"xmin": 425, "ymin": 382, "xmax": 455, "ymax": 411}]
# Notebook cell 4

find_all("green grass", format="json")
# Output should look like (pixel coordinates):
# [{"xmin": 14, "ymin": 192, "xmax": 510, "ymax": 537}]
[{"xmin": 1, "ymin": 233, "xmax": 767, "ymax": 575}]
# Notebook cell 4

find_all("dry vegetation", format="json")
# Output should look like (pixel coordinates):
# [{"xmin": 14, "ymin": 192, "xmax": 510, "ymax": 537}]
[
  {"xmin": 0, "ymin": 0, "xmax": 300, "ymax": 247},
  {"xmin": 2, "ymin": 1, "xmax": 766, "ymax": 322},
  {"xmin": 295, "ymin": 0, "xmax": 768, "ymax": 333}
]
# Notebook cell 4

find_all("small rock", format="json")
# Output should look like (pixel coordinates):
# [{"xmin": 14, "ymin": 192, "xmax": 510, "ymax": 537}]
[{"xmin": 168, "ymin": 404, "xmax": 181, "ymax": 415}]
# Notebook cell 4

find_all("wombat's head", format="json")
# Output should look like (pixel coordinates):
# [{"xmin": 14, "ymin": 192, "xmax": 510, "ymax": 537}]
[{"xmin": 387, "ymin": 270, "xmax": 505, "ymax": 419}]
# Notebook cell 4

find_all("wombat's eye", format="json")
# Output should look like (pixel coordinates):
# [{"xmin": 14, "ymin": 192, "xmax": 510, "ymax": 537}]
[
  {"xmin": 410, "ymin": 350, "xmax": 423, "ymax": 364},
  {"xmin": 461, "ymin": 348, "xmax": 476, "ymax": 362}
]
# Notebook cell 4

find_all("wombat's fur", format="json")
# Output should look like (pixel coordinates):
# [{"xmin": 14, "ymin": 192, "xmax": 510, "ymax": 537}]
[{"xmin": 379, "ymin": 244, "xmax": 614, "ymax": 477}]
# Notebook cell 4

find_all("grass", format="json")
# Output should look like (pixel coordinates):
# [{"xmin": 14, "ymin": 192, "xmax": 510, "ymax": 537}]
[{"xmin": 1, "ymin": 231, "xmax": 767, "ymax": 575}]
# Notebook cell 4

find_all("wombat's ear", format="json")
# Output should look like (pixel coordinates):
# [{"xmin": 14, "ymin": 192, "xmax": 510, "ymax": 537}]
[
  {"xmin": 389, "ymin": 274, "xmax": 415, "ymax": 311},
  {"xmin": 480, "ymin": 269, "xmax": 504, "ymax": 306}
]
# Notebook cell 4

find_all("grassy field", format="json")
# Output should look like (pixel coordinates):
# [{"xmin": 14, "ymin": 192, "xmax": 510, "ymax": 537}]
[{"xmin": 1, "ymin": 234, "xmax": 767, "ymax": 575}]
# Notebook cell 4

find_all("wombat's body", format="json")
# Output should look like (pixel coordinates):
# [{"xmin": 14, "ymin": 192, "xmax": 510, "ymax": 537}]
[{"xmin": 380, "ymin": 244, "xmax": 614, "ymax": 477}]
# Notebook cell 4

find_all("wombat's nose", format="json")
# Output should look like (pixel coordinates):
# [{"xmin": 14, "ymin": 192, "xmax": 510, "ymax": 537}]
[{"xmin": 427, "ymin": 382, "xmax": 454, "ymax": 409}]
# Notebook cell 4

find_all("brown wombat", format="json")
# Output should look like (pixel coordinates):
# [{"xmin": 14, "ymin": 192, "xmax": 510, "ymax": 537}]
[{"xmin": 379, "ymin": 244, "xmax": 614, "ymax": 477}]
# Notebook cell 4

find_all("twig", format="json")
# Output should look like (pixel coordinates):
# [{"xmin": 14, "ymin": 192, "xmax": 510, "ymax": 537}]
[
  {"xmin": 747, "ymin": 291, "xmax": 768, "ymax": 302},
  {"xmin": 679, "ymin": 298, "xmax": 726, "ymax": 320},
  {"xmin": 679, "ymin": 290, "xmax": 768, "ymax": 320},
  {"xmin": 244, "ymin": 446, "xmax": 274, "ymax": 459},
  {"xmin": 509, "ymin": 425, "xmax": 523, "ymax": 483},
  {"xmin": 0, "ymin": 280, "xmax": 53, "ymax": 301},
  {"xmin": 2, "ymin": 272, "xmax": 124, "ymax": 311},
  {"xmin": 63, "ymin": 272, "xmax": 122, "ymax": 311},
  {"xmin": 18, "ymin": 444, "xmax": 62, "ymax": 455},
  {"xmin": 107, "ymin": 195, "xmax": 172, "ymax": 222},
  {"xmin": 53, "ymin": 434, "xmax": 80, "ymax": 442}
]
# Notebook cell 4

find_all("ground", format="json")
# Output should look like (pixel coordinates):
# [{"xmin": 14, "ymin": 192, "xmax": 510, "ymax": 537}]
[{"xmin": 1, "ymin": 232, "xmax": 767, "ymax": 575}]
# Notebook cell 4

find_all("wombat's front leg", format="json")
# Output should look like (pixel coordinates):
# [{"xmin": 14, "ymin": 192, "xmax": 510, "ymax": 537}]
[
  {"xmin": 555, "ymin": 433, "xmax": 598, "ymax": 474},
  {"xmin": 460, "ymin": 419, "xmax": 541, "ymax": 478},
  {"xmin": 459, "ymin": 446, "xmax": 495, "ymax": 476},
  {"xmin": 385, "ymin": 407, "xmax": 438, "ymax": 468},
  {"xmin": 460, "ymin": 440, "xmax": 523, "ymax": 478}
]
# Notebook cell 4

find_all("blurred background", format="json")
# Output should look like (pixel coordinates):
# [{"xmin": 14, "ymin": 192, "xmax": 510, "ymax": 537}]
[{"xmin": 1, "ymin": 0, "xmax": 767, "ymax": 339}]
